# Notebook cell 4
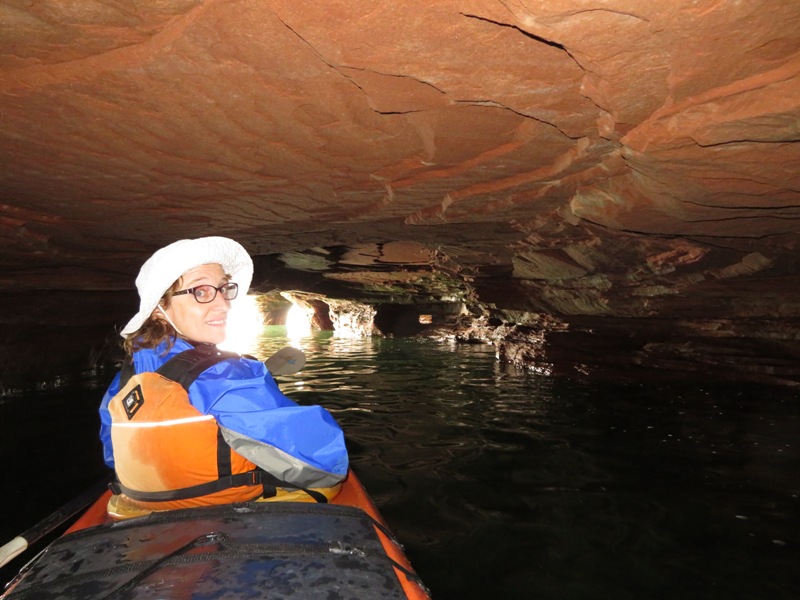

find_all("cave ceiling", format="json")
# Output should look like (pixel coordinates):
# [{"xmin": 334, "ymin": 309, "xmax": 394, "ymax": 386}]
[{"xmin": 2, "ymin": 0, "xmax": 800, "ymax": 328}]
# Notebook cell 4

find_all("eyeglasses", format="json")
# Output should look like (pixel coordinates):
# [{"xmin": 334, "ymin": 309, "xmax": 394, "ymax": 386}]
[{"xmin": 172, "ymin": 282, "xmax": 239, "ymax": 303}]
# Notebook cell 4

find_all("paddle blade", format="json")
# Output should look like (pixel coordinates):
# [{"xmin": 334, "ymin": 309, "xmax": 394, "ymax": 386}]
[
  {"xmin": 0, "ymin": 536, "xmax": 28, "ymax": 569},
  {"xmin": 265, "ymin": 347, "xmax": 306, "ymax": 376}
]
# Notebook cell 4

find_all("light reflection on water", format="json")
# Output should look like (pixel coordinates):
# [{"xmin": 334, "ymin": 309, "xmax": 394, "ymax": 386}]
[{"xmin": 1, "ymin": 327, "xmax": 798, "ymax": 599}]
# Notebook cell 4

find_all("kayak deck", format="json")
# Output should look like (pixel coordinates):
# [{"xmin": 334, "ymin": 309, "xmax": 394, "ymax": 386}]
[{"xmin": 3, "ymin": 472, "xmax": 428, "ymax": 599}]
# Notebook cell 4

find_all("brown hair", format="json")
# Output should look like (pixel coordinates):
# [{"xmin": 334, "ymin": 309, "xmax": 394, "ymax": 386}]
[{"xmin": 122, "ymin": 278, "xmax": 183, "ymax": 356}]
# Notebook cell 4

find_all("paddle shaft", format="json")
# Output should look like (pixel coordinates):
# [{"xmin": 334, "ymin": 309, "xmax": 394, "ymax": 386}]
[{"xmin": 0, "ymin": 477, "xmax": 110, "ymax": 569}]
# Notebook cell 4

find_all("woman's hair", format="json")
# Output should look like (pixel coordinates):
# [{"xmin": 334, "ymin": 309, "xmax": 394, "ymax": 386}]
[{"xmin": 123, "ymin": 278, "xmax": 183, "ymax": 356}]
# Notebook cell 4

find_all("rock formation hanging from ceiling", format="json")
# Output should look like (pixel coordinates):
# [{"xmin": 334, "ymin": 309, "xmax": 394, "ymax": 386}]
[{"xmin": 1, "ymin": 0, "xmax": 799, "ymax": 388}]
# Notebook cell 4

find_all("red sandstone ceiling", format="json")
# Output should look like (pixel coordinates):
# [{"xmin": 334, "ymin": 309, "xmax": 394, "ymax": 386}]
[{"xmin": 2, "ymin": 0, "xmax": 799, "ymax": 321}]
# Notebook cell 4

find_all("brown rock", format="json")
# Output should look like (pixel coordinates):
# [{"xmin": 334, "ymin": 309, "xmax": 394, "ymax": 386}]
[{"xmin": 1, "ymin": 1, "xmax": 799, "ymax": 387}]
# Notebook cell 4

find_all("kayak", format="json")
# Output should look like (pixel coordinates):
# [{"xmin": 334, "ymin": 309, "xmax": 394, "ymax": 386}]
[{"xmin": 1, "ymin": 470, "xmax": 429, "ymax": 599}]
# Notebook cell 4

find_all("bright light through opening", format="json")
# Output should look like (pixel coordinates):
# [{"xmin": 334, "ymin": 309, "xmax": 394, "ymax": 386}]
[
  {"xmin": 286, "ymin": 304, "xmax": 313, "ymax": 340},
  {"xmin": 219, "ymin": 294, "xmax": 263, "ymax": 354}
]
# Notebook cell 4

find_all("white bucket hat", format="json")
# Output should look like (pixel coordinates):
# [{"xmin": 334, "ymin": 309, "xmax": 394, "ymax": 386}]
[{"xmin": 120, "ymin": 236, "xmax": 254, "ymax": 337}]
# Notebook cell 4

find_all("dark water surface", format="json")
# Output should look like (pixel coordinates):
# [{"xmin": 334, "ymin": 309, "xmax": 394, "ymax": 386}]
[{"xmin": 1, "ymin": 328, "xmax": 798, "ymax": 599}]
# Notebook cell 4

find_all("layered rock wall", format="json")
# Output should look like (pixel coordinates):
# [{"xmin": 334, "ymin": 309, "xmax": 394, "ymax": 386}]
[{"xmin": 1, "ymin": 1, "xmax": 799, "ymax": 388}]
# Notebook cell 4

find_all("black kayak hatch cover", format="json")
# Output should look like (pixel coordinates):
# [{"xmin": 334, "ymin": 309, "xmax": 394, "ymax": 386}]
[{"xmin": 4, "ymin": 502, "xmax": 413, "ymax": 599}]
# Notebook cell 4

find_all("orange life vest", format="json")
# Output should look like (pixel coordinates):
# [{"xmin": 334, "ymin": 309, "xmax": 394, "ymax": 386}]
[{"xmin": 108, "ymin": 346, "xmax": 264, "ymax": 511}]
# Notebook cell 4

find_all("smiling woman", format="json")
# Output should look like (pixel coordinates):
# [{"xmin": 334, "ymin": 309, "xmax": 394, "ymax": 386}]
[{"xmin": 97, "ymin": 236, "xmax": 349, "ymax": 516}]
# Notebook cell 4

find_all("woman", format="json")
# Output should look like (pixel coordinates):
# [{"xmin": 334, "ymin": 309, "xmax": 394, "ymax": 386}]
[{"xmin": 98, "ymin": 236, "xmax": 348, "ymax": 517}]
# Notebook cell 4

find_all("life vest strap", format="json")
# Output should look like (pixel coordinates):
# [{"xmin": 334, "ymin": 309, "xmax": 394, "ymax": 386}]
[
  {"xmin": 110, "ymin": 470, "xmax": 263, "ymax": 502},
  {"xmin": 258, "ymin": 470, "xmax": 329, "ymax": 504},
  {"xmin": 110, "ymin": 469, "xmax": 328, "ymax": 504},
  {"xmin": 118, "ymin": 343, "xmax": 240, "ymax": 390},
  {"xmin": 156, "ymin": 344, "xmax": 240, "ymax": 391}
]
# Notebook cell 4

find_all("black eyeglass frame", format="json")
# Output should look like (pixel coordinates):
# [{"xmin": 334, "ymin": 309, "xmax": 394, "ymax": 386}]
[{"xmin": 172, "ymin": 282, "xmax": 239, "ymax": 303}]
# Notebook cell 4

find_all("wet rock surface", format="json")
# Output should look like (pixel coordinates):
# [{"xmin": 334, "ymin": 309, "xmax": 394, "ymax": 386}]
[{"xmin": 458, "ymin": 315, "xmax": 800, "ymax": 387}]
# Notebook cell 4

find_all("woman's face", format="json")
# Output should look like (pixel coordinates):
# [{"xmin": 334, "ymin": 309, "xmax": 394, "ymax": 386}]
[{"xmin": 161, "ymin": 263, "xmax": 231, "ymax": 345}]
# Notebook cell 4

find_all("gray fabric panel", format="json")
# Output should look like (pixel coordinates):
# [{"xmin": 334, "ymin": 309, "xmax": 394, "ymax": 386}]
[{"xmin": 220, "ymin": 425, "xmax": 342, "ymax": 489}]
